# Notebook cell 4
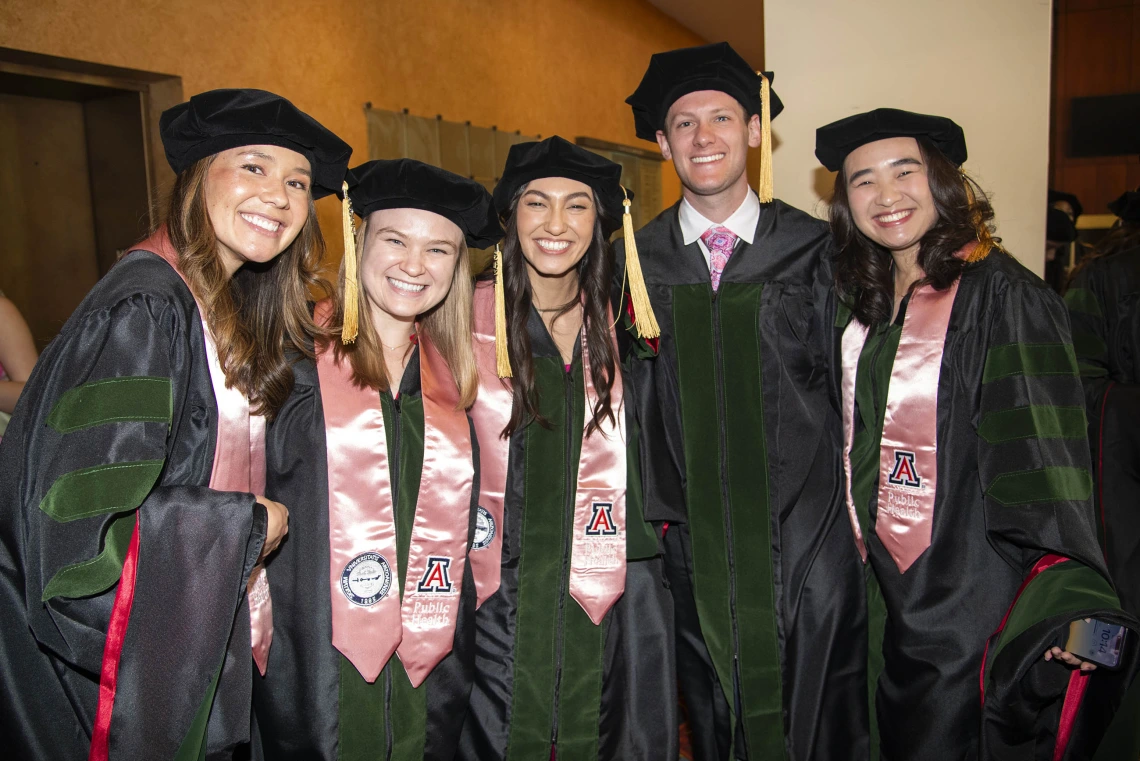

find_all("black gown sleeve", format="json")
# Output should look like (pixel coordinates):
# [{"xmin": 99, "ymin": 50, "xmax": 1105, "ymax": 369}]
[{"xmin": 2, "ymin": 287, "xmax": 264, "ymax": 760}]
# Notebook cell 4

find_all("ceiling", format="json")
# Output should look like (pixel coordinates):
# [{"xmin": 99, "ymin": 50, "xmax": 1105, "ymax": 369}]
[{"xmin": 646, "ymin": 0, "xmax": 765, "ymax": 69}]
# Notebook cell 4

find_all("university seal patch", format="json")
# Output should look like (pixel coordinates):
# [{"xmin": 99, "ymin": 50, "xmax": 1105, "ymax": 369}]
[
  {"xmin": 888, "ymin": 450, "xmax": 922, "ymax": 489},
  {"xmin": 472, "ymin": 505, "xmax": 495, "ymax": 550},
  {"xmin": 340, "ymin": 552, "xmax": 392, "ymax": 606}
]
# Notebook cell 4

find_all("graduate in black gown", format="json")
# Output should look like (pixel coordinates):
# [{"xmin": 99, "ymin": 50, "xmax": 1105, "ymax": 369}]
[
  {"xmin": 617, "ymin": 42, "xmax": 867, "ymax": 761},
  {"xmin": 252, "ymin": 159, "xmax": 501, "ymax": 760},
  {"xmin": 1065, "ymin": 188, "xmax": 1140, "ymax": 618},
  {"xmin": 0, "ymin": 88, "xmax": 351, "ymax": 760},
  {"xmin": 817, "ymin": 107, "xmax": 1140, "ymax": 761},
  {"xmin": 457, "ymin": 136, "xmax": 676, "ymax": 761}
]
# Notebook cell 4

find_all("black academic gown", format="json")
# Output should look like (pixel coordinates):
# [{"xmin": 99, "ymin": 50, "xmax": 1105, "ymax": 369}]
[
  {"xmin": 840, "ymin": 250, "xmax": 1139, "ymax": 761},
  {"xmin": 613, "ymin": 199, "xmax": 868, "ymax": 761},
  {"xmin": 252, "ymin": 350, "xmax": 478, "ymax": 761},
  {"xmin": 1065, "ymin": 249, "xmax": 1140, "ymax": 618},
  {"xmin": 0, "ymin": 251, "xmax": 266, "ymax": 760},
  {"xmin": 457, "ymin": 307, "xmax": 677, "ymax": 761}
]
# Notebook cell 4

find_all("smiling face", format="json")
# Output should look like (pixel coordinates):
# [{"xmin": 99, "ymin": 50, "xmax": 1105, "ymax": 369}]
[
  {"xmin": 657, "ymin": 89, "xmax": 761, "ymax": 199},
  {"xmin": 359, "ymin": 207, "xmax": 464, "ymax": 323},
  {"xmin": 204, "ymin": 144, "xmax": 313, "ymax": 276},
  {"xmin": 843, "ymin": 137, "xmax": 939, "ymax": 257},
  {"xmin": 515, "ymin": 176, "xmax": 597, "ymax": 280}
]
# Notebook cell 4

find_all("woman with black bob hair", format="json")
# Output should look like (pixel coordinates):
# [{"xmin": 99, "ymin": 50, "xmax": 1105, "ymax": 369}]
[
  {"xmin": 817, "ymin": 108, "xmax": 1138, "ymax": 761},
  {"xmin": 458, "ymin": 136, "xmax": 675, "ymax": 760}
]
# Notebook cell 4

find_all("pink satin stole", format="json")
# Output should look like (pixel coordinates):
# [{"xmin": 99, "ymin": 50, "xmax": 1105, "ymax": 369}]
[
  {"xmin": 469, "ymin": 283, "xmax": 627, "ymax": 624},
  {"xmin": 138, "ymin": 229, "xmax": 273, "ymax": 674},
  {"xmin": 314, "ymin": 300, "xmax": 472, "ymax": 687},
  {"xmin": 840, "ymin": 278, "xmax": 960, "ymax": 573},
  {"xmin": 468, "ymin": 282, "xmax": 511, "ymax": 607}
]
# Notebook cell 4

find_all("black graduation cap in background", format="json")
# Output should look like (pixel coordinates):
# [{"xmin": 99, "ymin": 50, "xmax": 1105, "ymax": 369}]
[
  {"xmin": 1108, "ymin": 187, "xmax": 1140, "ymax": 223},
  {"xmin": 160, "ymin": 88, "xmax": 352, "ymax": 199},
  {"xmin": 625, "ymin": 42, "xmax": 783, "ymax": 141},
  {"xmin": 348, "ymin": 159, "xmax": 502, "ymax": 249},
  {"xmin": 493, "ymin": 136, "xmax": 628, "ymax": 237},
  {"xmin": 815, "ymin": 108, "xmax": 968, "ymax": 173},
  {"xmin": 1048, "ymin": 189, "xmax": 1084, "ymax": 220}
]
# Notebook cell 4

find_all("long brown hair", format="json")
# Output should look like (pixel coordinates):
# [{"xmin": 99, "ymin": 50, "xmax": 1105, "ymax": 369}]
[
  {"xmin": 160, "ymin": 155, "xmax": 330, "ymax": 419},
  {"xmin": 328, "ymin": 216, "xmax": 478, "ymax": 408},
  {"xmin": 831, "ymin": 137, "xmax": 996, "ymax": 327},
  {"xmin": 500, "ymin": 185, "xmax": 618, "ymax": 437}
]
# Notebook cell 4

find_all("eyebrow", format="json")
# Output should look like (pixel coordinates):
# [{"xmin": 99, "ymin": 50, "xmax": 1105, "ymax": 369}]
[
  {"xmin": 373, "ymin": 227, "xmax": 459, "ymax": 247},
  {"xmin": 848, "ymin": 157, "xmax": 922, "ymax": 182},
  {"xmin": 240, "ymin": 149, "xmax": 312, "ymax": 178},
  {"xmin": 523, "ymin": 189, "xmax": 594, "ymax": 202}
]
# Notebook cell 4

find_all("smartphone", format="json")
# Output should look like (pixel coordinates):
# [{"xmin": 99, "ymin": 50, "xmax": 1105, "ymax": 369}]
[{"xmin": 1065, "ymin": 618, "xmax": 1128, "ymax": 669}]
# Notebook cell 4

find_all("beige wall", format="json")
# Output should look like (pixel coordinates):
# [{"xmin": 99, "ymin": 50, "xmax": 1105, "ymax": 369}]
[
  {"xmin": 0, "ymin": 0, "xmax": 701, "ymax": 260},
  {"xmin": 764, "ymin": 0, "xmax": 1053, "ymax": 275}
]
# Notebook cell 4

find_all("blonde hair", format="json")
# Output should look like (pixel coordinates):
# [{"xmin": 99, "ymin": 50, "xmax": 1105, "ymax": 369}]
[{"xmin": 330, "ymin": 215, "xmax": 477, "ymax": 408}]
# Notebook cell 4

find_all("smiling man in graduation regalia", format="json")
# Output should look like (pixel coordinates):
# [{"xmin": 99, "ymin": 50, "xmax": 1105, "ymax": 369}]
[{"xmin": 614, "ymin": 42, "xmax": 868, "ymax": 761}]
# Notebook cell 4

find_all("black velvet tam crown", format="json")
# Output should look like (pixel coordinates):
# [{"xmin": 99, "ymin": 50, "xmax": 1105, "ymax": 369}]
[
  {"xmin": 1109, "ymin": 188, "xmax": 1140, "ymax": 223},
  {"xmin": 348, "ymin": 159, "xmax": 503, "ymax": 249},
  {"xmin": 493, "ymin": 136, "xmax": 629, "ymax": 237},
  {"xmin": 1049, "ymin": 189, "xmax": 1084, "ymax": 220},
  {"xmin": 815, "ymin": 108, "xmax": 967, "ymax": 172},
  {"xmin": 625, "ymin": 42, "xmax": 783, "ymax": 142},
  {"xmin": 160, "ymin": 88, "xmax": 352, "ymax": 199}
]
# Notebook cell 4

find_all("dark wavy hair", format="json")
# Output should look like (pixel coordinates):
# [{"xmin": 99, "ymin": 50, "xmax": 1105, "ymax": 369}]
[
  {"xmin": 831, "ymin": 137, "xmax": 996, "ymax": 326},
  {"xmin": 500, "ymin": 185, "xmax": 618, "ymax": 438},
  {"xmin": 159, "ymin": 155, "xmax": 331, "ymax": 420}
]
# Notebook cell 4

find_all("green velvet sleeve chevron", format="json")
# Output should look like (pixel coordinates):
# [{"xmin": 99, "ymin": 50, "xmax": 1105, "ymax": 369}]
[{"xmin": 977, "ymin": 280, "xmax": 1103, "ymax": 574}]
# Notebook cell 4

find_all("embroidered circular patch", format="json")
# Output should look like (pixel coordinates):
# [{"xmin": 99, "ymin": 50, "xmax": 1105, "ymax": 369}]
[
  {"xmin": 340, "ymin": 552, "xmax": 392, "ymax": 606},
  {"xmin": 472, "ymin": 506, "xmax": 496, "ymax": 551}
]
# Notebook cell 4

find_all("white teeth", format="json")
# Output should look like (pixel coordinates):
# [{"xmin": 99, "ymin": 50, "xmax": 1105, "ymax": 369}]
[
  {"xmin": 388, "ymin": 277, "xmax": 427, "ymax": 293},
  {"xmin": 241, "ymin": 213, "xmax": 281, "ymax": 232},
  {"xmin": 876, "ymin": 210, "xmax": 912, "ymax": 223},
  {"xmin": 537, "ymin": 240, "xmax": 571, "ymax": 252},
  {"xmin": 691, "ymin": 154, "xmax": 725, "ymax": 164}
]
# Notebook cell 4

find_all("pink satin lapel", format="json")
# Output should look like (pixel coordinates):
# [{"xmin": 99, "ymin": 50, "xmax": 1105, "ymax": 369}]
[
  {"xmin": 314, "ymin": 300, "xmax": 401, "ymax": 683},
  {"xmin": 840, "ymin": 319, "xmax": 870, "ymax": 563},
  {"xmin": 877, "ymin": 280, "xmax": 958, "ymax": 572},
  {"xmin": 468, "ymin": 282, "xmax": 510, "ymax": 607},
  {"xmin": 140, "ymin": 230, "xmax": 272, "ymax": 673},
  {"xmin": 396, "ymin": 330, "xmax": 473, "ymax": 687},
  {"xmin": 568, "ymin": 305, "xmax": 627, "ymax": 624}
]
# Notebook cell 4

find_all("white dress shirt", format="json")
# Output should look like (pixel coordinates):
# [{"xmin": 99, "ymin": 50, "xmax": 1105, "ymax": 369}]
[{"xmin": 678, "ymin": 190, "xmax": 761, "ymax": 270}]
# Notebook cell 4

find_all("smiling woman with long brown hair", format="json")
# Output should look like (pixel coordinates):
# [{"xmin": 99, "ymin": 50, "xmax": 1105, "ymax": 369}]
[
  {"xmin": 458, "ymin": 136, "xmax": 675, "ymax": 761},
  {"xmin": 818, "ymin": 108, "xmax": 1138, "ymax": 761},
  {"xmin": 0, "ymin": 88, "xmax": 351, "ymax": 760}
]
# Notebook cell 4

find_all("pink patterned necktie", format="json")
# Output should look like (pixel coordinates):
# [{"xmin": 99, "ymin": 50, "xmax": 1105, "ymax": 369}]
[{"xmin": 701, "ymin": 226, "xmax": 738, "ymax": 291}]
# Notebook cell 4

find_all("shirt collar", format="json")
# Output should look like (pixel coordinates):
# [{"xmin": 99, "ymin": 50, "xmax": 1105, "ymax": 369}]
[{"xmin": 679, "ymin": 190, "xmax": 760, "ymax": 246}]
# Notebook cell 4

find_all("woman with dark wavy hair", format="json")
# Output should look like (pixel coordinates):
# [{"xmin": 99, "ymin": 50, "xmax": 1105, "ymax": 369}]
[
  {"xmin": 458, "ymin": 136, "xmax": 675, "ymax": 760},
  {"xmin": 0, "ymin": 88, "xmax": 351, "ymax": 760},
  {"xmin": 817, "ymin": 109, "xmax": 1137, "ymax": 761}
]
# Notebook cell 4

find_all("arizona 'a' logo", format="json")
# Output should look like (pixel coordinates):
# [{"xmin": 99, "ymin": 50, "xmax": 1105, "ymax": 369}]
[
  {"xmin": 585, "ymin": 501, "xmax": 619, "ymax": 536},
  {"xmin": 417, "ymin": 556, "xmax": 454, "ymax": 593},
  {"xmin": 888, "ymin": 450, "xmax": 922, "ymax": 488}
]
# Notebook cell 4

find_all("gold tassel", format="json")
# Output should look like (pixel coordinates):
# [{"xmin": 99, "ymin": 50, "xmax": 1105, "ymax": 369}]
[
  {"xmin": 963, "ymin": 176, "xmax": 995, "ymax": 262},
  {"xmin": 757, "ymin": 73, "xmax": 774, "ymax": 204},
  {"xmin": 340, "ymin": 181, "xmax": 360, "ymax": 344},
  {"xmin": 620, "ymin": 186, "xmax": 659, "ymax": 339},
  {"xmin": 493, "ymin": 243, "xmax": 512, "ymax": 378}
]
